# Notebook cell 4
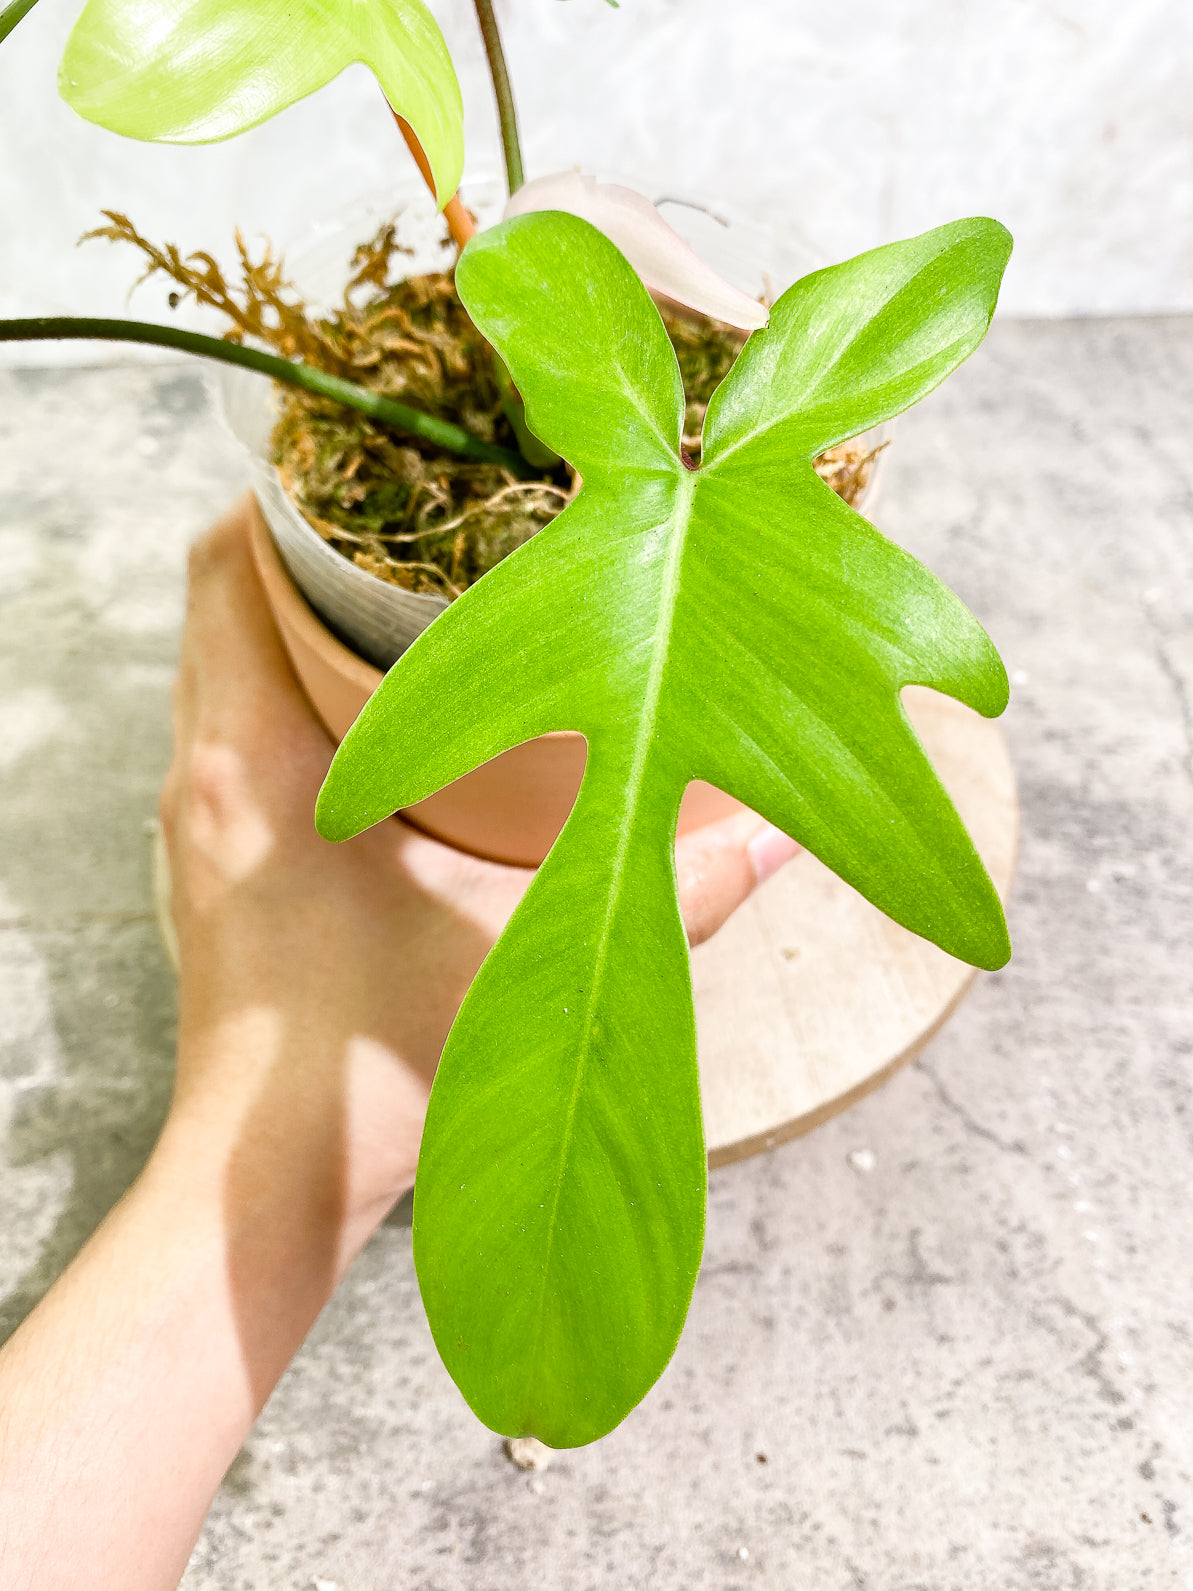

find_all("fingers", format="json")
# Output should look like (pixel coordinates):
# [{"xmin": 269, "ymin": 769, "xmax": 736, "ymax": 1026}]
[
  {"xmin": 167, "ymin": 499, "xmax": 799, "ymax": 951},
  {"xmin": 675, "ymin": 810, "xmax": 799, "ymax": 948}
]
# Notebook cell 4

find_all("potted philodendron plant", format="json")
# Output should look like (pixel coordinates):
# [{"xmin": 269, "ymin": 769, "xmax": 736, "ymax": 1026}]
[{"xmin": 1, "ymin": 0, "xmax": 1013, "ymax": 1446}]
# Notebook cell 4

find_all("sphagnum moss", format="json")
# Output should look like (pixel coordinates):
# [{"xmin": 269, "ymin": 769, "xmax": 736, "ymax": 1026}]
[{"xmin": 91, "ymin": 214, "xmax": 886, "ymax": 599}]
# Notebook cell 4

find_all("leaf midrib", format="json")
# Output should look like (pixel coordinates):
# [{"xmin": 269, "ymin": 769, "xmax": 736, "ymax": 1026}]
[{"xmin": 519, "ymin": 465, "xmax": 696, "ymax": 1424}]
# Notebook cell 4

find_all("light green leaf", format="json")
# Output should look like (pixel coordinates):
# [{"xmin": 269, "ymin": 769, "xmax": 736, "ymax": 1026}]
[
  {"xmin": 316, "ymin": 211, "xmax": 1013, "ymax": 1445},
  {"xmin": 59, "ymin": 0, "xmax": 463, "ymax": 204}
]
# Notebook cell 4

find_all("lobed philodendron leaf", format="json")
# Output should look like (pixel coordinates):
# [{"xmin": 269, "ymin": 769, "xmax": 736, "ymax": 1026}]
[
  {"xmin": 59, "ymin": 0, "xmax": 463, "ymax": 205},
  {"xmin": 316, "ymin": 212, "xmax": 1013, "ymax": 1446}
]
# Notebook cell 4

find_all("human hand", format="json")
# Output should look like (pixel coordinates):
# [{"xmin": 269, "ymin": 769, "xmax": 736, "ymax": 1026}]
[{"xmin": 158, "ymin": 496, "xmax": 798, "ymax": 1286}]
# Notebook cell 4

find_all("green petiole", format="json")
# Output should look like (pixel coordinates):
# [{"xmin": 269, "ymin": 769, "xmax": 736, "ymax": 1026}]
[
  {"xmin": 0, "ymin": 317, "xmax": 531, "ymax": 474},
  {"xmin": 0, "ymin": 0, "xmax": 40, "ymax": 44},
  {"xmin": 472, "ymin": 0, "xmax": 524, "ymax": 196}
]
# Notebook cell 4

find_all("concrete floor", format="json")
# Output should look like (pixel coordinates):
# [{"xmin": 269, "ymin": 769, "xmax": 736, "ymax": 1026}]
[{"xmin": 1, "ymin": 318, "xmax": 1191, "ymax": 1589}]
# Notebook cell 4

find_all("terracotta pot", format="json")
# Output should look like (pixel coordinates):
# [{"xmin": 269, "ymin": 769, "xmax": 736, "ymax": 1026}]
[{"xmin": 246, "ymin": 501, "xmax": 744, "ymax": 866}]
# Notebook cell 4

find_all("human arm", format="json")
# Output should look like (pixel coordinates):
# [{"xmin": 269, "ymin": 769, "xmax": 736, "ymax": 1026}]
[{"xmin": 0, "ymin": 497, "xmax": 796, "ymax": 1589}]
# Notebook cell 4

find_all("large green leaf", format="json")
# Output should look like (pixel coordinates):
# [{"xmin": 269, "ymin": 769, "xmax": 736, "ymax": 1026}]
[
  {"xmin": 59, "ymin": 0, "xmax": 463, "ymax": 204},
  {"xmin": 316, "ymin": 212, "xmax": 1013, "ymax": 1445}
]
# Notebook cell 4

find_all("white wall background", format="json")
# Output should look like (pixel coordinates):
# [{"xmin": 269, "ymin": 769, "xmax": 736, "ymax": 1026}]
[{"xmin": 1, "ymin": 0, "xmax": 1191, "ymax": 346}]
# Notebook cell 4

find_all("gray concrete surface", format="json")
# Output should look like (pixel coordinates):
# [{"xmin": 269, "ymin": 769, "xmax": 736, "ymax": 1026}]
[{"xmin": 1, "ymin": 319, "xmax": 1191, "ymax": 1589}]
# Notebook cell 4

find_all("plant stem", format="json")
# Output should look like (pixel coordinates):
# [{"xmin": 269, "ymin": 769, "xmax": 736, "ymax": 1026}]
[
  {"xmin": 392, "ymin": 113, "xmax": 476, "ymax": 249},
  {"xmin": 472, "ymin": 0, "xmax": 524, "ymax": 196},
  {"xmin": 0, "ymin": 318, "xmax": 528, "ymax": 473},
  {"xmin": 392, "ymin": 108, "xmax": 550, "ymax": 474},
  {"xmin": 0, "ymin": 0, "xmax": 39, "ymax": 44}
]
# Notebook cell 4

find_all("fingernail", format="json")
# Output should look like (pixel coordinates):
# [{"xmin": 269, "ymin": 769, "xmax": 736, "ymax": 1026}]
[{"xmin": 747, "ymin": 823, "xmax": 799, "ymax": 885}]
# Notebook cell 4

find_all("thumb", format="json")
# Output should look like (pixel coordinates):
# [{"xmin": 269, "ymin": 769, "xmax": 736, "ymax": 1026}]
[{"xmin": 675, "ymin": 809, "xmax": 799, "ymax": 949}]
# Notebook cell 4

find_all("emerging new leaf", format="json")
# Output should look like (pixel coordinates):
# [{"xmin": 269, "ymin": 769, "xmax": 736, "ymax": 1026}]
[
  {"xmin": 505, "ymin": 172, "xmax": 770, "ymax": 330},
  {"xmin": 59, "ymin": 0, "xmax": 464, "ymax": 206},
  {"xmin": 317, "ymin": 213, "xmax": 1013, "ymax": 1447}
]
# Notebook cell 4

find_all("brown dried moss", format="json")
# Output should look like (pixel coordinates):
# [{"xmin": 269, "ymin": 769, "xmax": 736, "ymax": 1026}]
[
  {"xmin": 267, "ymin": 249, "xmax": 573, "ymax": 598},
  {"xmin": 89, "ymin": 214, "xmax": 886, "ymax": 599}
]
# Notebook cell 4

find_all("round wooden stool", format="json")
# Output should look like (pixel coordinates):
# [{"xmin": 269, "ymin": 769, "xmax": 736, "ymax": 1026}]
[{"xmin": 695, "ymin": 685, "xmax": 1017, "ymax": 1165}]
